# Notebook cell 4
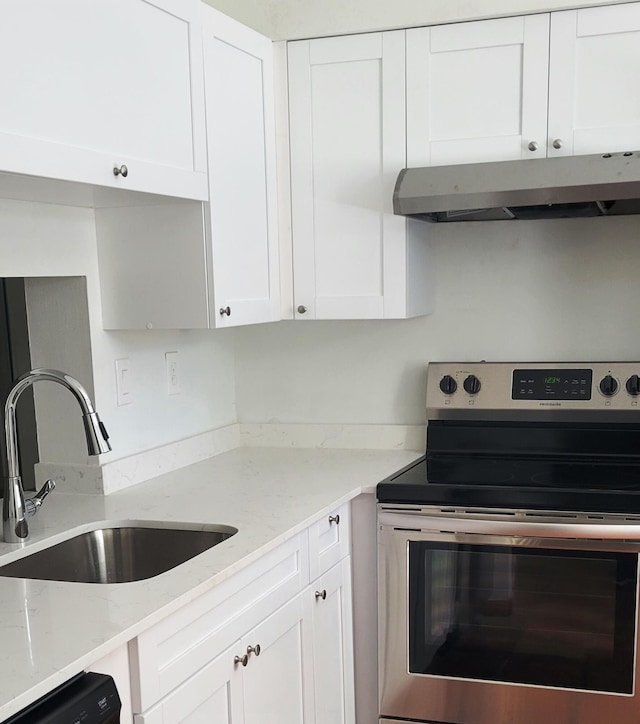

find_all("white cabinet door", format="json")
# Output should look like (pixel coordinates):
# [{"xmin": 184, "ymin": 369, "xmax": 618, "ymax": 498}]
[
  {"xmin": 310, "ymin": 558, "xmax": 355, "ymax": 724},
  {"xmin": 0, "ymin": 0, "xmax": 207, "ymax": 200},
  {"xmin": 407, "ymin": 14, "xmax": 550, "ymax": 166},
  {"xmin": 134, "ymin": 642, "xmax": 244, "ymax": 724},
  {"xmin": 548, "ymin": 3, "xmax": 640, "ymax": 157},
  {"xmin": 242, "ymin": 593, "xmax": 315, "ymax": 724},
  {"xmin": 137, "ymin": 598, "xmax": 315, "ymax": 724},
  {"xmin": 203, "ymin": 7, "xmax": 280, "ymax": 328},
  {"xmin": 97, "ymin": 8, "xmax": 280, "ymax": 331},
  {"xmin": 288, "ymin": 32, "xmax": 431, "ymax": 320}
]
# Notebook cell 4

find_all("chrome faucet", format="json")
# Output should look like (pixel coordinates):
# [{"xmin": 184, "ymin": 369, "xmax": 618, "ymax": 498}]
[{"xmin": 3, "ymin": 369, "xmax": 111, "ymax": 544}]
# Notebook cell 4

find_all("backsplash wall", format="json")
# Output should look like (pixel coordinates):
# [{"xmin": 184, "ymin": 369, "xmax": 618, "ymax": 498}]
[
  {"xmin": 2, "ymin": 202, "xmax": 638, "ymax": 473},
  {"xmin": 234, "ymin": 216, "xmax": 640, "ymax": 426}
]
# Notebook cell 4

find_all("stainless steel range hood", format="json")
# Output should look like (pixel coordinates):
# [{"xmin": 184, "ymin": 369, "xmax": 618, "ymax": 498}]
[{"xmin": 393, "ymin": 151, "xmax": 640, "ymax": 222}]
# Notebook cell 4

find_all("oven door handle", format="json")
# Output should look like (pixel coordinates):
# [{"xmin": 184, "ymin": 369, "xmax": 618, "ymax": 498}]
[{"xmin": 379, "ymin": 511, "xmax": 640, "ymax": 540}]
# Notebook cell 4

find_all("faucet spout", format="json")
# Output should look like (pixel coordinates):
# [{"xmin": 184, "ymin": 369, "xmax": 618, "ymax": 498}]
[{"xmin": 3, "ymin": 368, "xmax": 111, "ymax": 544}]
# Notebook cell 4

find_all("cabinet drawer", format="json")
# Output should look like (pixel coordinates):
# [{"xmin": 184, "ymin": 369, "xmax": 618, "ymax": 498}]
[
  {"xmin": 130, "ymin": 532, "xmax": 309, "ymax": 712},
  {"xmin": 309, "ymin": 503, "xmax": 351, "ymax": 580}
]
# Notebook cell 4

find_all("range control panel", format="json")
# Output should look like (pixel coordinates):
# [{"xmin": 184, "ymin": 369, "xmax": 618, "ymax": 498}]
[
  {"xmin": 512, "ymin": 368, "xmax": 593, "ymax": 400},
  {"xmin": 427, "ymin": 362, "xmax": 640, "ymax": 416}
]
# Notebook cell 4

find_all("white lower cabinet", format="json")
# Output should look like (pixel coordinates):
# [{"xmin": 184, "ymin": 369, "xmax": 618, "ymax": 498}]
[
  {"xmin": 241, "ymin": 593, "xmax": 315, "ymax": 724},
  {"xmin": 130, "ymin": 508, "xmax": 354, "ymax": 724},
  {"xmin": 135, "ymin": 594, "xmax": 314, "ymax": 724},
  {"xmin": 310, "ymin": 558, "xmax": 355, "ymax": 724},
  {"xmin": 134, "ymin": 642, "xmax": 242, "ymax": 723}
]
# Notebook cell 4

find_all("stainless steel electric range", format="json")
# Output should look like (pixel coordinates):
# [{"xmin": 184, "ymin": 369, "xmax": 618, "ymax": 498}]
[{"xmin": 378, "ymin": 362, "xmax": 640, "ymax": 724}]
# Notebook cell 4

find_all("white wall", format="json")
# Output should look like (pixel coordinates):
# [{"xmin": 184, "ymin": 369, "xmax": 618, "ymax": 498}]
[
  {"xmin": 204, "ymin": 0, "xmax": 631, "ymax": 39},
  {"xmin": 0, "ymin": 198, "xmax": 236, "ymax": 468},
  {"xmin": 234, "ymin": 215, "xmax": 640, "ymax": 426}
]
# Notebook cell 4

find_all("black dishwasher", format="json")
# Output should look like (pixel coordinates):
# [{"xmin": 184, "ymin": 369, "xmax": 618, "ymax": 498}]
[{"xmin": 3, "ymin": 672, "xmax": 121, "ymax": 723}]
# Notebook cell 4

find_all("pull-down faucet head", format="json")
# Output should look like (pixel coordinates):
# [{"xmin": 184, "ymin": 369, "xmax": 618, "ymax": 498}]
[{"xmin": 3, "ymin": 368, "xmax": 111, "ymax": 544}]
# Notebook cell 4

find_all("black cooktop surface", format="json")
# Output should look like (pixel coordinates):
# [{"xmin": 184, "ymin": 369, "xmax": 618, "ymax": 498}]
[{"xmin": 376, "ymin": 454, "xmax": 640, "ymax": 514}]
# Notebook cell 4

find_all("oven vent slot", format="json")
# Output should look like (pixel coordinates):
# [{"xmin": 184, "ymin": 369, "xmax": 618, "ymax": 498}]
[
  {"xmin": 393, "ymin": 527, "xmax": 421, "ymax": 532},
  {"xmin": 441, "ymin": 508, "xmax": 518, "ymax": 517},
  {"xmin": 381, "ymin": 505, "xmax": 422, "ymax": 512},
  {"xmin": 525, "ymin": 512, "xmax": 580, "ymax": 520}
]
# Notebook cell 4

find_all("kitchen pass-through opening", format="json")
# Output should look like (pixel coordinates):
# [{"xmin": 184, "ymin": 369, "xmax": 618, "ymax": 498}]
[{"xmin": 0, "ymin": 278, "xmax": 38, "ymax": 491}]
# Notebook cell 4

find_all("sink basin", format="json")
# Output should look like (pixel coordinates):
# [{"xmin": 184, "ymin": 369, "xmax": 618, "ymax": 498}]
[{"xmin": 0, "ymin": 522, "xmax": 237, "ymax": 583}]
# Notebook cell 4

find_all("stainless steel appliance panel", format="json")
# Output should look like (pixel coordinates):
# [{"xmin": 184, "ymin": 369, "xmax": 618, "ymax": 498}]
[{"xmin": 379, "ymin": 507, "xmax": 640, "ymax": 724}]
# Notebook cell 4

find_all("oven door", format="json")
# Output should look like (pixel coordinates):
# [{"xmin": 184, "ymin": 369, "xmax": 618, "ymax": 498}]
[{"xmin": 378, "ymin": 508, "xmax": 640, "ymax": 724}]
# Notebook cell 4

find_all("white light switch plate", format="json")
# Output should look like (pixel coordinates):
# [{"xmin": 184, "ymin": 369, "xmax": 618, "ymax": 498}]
[
  {"xmin": 115, "ymin": 358, "xmax": 132, "ymax": 406},
  {"xmin": 166, "ymin": 351, "xmax": 180, "ymax": 395}
]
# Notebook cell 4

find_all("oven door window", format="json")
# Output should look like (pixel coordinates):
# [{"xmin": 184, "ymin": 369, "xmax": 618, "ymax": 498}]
[{"xmin": 408, "ymin": 542, "xmax": 637, "ymax": 693}]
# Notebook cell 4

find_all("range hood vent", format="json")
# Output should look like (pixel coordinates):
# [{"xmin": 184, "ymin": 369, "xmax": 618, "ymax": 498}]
[{"xmin": 393, "ymin": 151, "xmax": 640, "ymax": 222}]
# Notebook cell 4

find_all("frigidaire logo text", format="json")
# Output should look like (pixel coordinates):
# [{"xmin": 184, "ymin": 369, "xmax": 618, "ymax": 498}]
[{"xmin": 539, "ymin": 402, "xmax": 562, "ymax": 407}]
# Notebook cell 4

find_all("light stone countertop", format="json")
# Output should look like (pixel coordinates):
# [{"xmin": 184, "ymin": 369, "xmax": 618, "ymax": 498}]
[{"xmin": 0, "ymin": 446, "xmax": 420, "ymax": 721}]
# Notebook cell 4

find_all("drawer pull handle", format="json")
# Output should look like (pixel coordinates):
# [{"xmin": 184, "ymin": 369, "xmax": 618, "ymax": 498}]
[
  {"xmin": 315, "ymin": 589, "xmax": 327, "ymax": 600},
  {"xmin": 219, "ymin": 306, "xmax": 231, "ymax": 317},
  {"xmin": 246, "ymin": 644, "xmax": 261, "ymax": 657},
  {"xmin": 234, "ymin": 654, "xmax": 249, "ymax": 667},
  {"xmin": 328, "ymin": 514, "xmax": 340, "ymax": 525},
  {"xmin": 113, "ymin": 164, "xmax": 129, "ymax": 178}
]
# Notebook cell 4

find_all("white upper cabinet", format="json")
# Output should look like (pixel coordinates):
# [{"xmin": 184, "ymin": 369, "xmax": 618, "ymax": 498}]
[
  {"xmin": 97, "ymin": 8, "xmax": 280, "ymax": 330},
  {"xmin": 407, "ymin": 3, "xmax": 640, "ymax": 166},
  {"xmin": 407, "ymin": 15, "xmax": 550, "ymax": 166},
  {"xmin": 288, "ymin": 32, "xmax": 432, "ymax": 320},
  {"xmin": 548, "ymin": 3, "xmax": 640, "ymax": 157},
  {"xmin": 0, "ymin": 0, "xmax": 207, "ymax": 200},
  {"xmin": 203, "ymin": 6, "xmax": 280, "ymax": 328}
]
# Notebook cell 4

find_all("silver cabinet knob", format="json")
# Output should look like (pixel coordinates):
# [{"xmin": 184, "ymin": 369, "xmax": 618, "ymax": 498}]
[
  {"xmin": 527, "ymin": 141, "xmax": 539, "ymax": 152},
  {"xmin": 315, "ymin": 589, "xmax": 327, "ymax": 600},
  {"xmin": 113, "ymin": 164, "xmax": 128, "ymax": 177},
  {"xmin": 329, "ymin": 514, "xmax": 340, "ymax": 525},
  {"xmin": 297, "ymin": 305, "xmax": 307, "ymax": 314},
  {"xmin": 219, "ymin": 306, "xmax": 231, "ymax": 317},
  {"xmin": 552, "ymin": 138, "xmax": 563, "ymax": 149},
  {"xmin": 246, "ymin": 644, "xmax": 261, "ymax": 657},
  {"xmin": 234, "ymin": 654, "xmax": 249, "ymax": 667}
]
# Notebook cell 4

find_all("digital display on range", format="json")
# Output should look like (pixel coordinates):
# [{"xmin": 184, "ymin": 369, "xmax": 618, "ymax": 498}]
[{"xmin": 512, "ymin": 369, "xmax": 592, "ymax": 400}]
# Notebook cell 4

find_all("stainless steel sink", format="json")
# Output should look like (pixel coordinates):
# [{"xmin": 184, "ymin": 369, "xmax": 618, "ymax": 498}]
[{"xmin": 0, "ymin": 522, "xmax": 238, "ymax": 583}]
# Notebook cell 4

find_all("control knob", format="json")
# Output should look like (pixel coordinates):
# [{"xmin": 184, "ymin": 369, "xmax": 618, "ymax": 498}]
[
  {"xmin": 626, "ymin": 374, "xmax": 640, "ymax": 396},
  {"xmin": 599, "ymin": 375, "xmax": 618, "ymax": 397},
  {"xmin": 463, "ymin": 374, "xmax": 481, "ymax": 395},
  {"xmin": 439, "ymin": 375, "xmax": 457, "ymax": 395}
]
